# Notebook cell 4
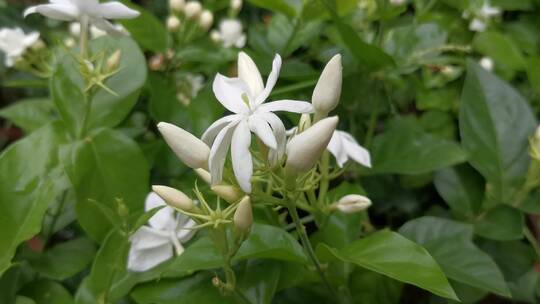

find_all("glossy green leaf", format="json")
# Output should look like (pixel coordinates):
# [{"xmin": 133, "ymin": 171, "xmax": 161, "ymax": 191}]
[
  {"xmin": 0, "ymin": 98, "xmax": 56, "ymax": 133},
  {"xmin": 0, "ymin": 123, "xmax": 67, "ymax": 275},
  {"xmin": 27, "ymin": 238, "xmax": 96, "ymax": 280},
  {"xmin": 246, "ymin": 0, "xmax": 298, "ymax": 17},
  {"xmin": 237, "ymin": 260, "xmax": 282, "ymax": 304},
  {"xmin": 459, "ymin": 60, "xmax": 536, "ymax": 202},
  {"xmin": 526, "ymin": 57, "xmax": 540, "ymax": 94},
  {"xmin": 473, "ymin": 31, "xmax": 525, "ymax": 73},
  {"xmin": 434, "ymin": 165, "xmax": 484, "ymax": 217},
  {"xmin": 399, "ymin": 217, "xmax": 510, "ymax": 297},
  {"xmin": 15, "ymin": 296, "xmax": 36, "ymax": 304},
  {"xmin": 119, "ymin": 2, "xmax": 167, "ymax": 52},
  {"xmin": 20, "ymin": 280, "xmax": 74, "ymax": 304},
  {"xmin": 349, "ymin": 269, "xmax": 402, "ymax": 304},
  {"xmin": 61, "ymin": 128, "xmax": 149, "ymax": 242},
  {"xmin": 316, "ymin": 230, "xmax": 457, "ymax": 300},
  {"xmin": 371, "ymin": 117, "xmax": 467, "ymax": 174},
  {"xmin": 474, "ymin": 205, "xmax": 524, "ymax": 240}
]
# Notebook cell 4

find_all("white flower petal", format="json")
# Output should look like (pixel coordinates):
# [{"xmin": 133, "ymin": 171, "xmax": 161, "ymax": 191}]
[
  {"xmin": 258, "ymin": 112, "xmax": 286, "ymax": 164},
  {"xmin": 248, "ymin": 115, "xmax": 277, "ymax": 150},
  {"xmin": 231, "ymin": 120, "xmax": 253, "ymax": 193},
  {"xmin": 341, "ymin": 132, "xmax": 371, "ymax": 168},
  {"xmin": 209, "ymin": 121, "xmax": 239, "ymax": 185},
  {"xmin": 91, "ymin": 18, "xmax": 123, "ymax": 35},
  {"xmin": 22, "ymin": 32, "xmax": 40, "ymax": 47},
  {"xmin": 176, "ymin": 217, "xmax": 197, "ymax": 242},
  {"xmin": 201, "ymin": 114, "xmax": 241, "ymax": 146},
  {"xmin": 257, "ymin": 100, "xmax": 314, "ymax": 114},
  {"xmin": 327, "ymin": 131, "xmax": 348, "ymax": 168},
  {"xmin": 212, "ymin": 73, "xmax": 249, "ymax": 114},
  {"xmin": 127, "ymin": 242, "xmax": 173, "ymax": 272},
  {"xmin": 145, "ymin": 192, "xmax": 177, "ymax": 231},
  {"xmin": 129, "ymin": 226, "xmax": 171, "ymax": 250},
  {"xmin": 253, "ymin": 54, "xmax": 282, "ymax": 106},
  {"xmin": 23, "ymin": 4, "xmax": 79, "ymax": 21},
  {"xmin": 238, "ymin": 52, "xmax": 264, "ymax": 100},
  {"xmin": 97, "ymin": 2, "xmax": 140, "ymax": 19}
]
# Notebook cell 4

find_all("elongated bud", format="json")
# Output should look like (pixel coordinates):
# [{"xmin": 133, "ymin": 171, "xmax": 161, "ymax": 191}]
[
  {"xmin": 184, "ymin": 1, "xmax": 202, "ymax": 19},
  {"xmin": 312, "ymin": 54, "xmax": 342, "ymax": 117},
  {"xmin": 169, "ymin": 0, "xmax": 185, "ymax": 13},
  {"xmin": 157, "ymin": 122, "xmax": 210, "ymax": 169},
  {"xmin": 334, "ymin": 194, "xmax": 371, "ymax": 213},
  {"xmin": 286, "ymin": 116, "xmax": 339, "ymax": 173},
  {"xmin": 234, "ymin": 196, "xmax": 252, "ymax": 236},
  {"xmin": 195, "ymin": 168, "xmax": 211, "ymax": 184},
  {"xmin": 198, "ymin": 10, "xmax": 213, "ymax": 29},
  {"xmin": 106, "ymin": 49, "xmax": 121, "ymax": 71},
  {"xmin": 231, "ymin": 0, "xmax": 242, "ymax": 11},
  {"xmin": 298, "ymin": 114, "xmax": 311, "ymax": 133},
  {"xmin": 211, "ymin": 184, "xmax": 242, "ymax": 203},
  {"xmin": 167, "ymin": 15, "xmax": 181, "ymax": 32},
  {"xmin": 152, "ymin": 185, "xmax": 196, "ymax": 212}
]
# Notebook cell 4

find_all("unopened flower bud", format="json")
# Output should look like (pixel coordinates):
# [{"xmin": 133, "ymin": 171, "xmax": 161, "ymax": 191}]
[
  {"xmin": 210, "ymin": 30, "xmax": 221, "ymax": 43},
  {"xmin": 31, "ymin": 39, "xmax": 46, "ymax": 51},
  {"xmin": 116, "ymin": 198, "xmax": 130, "ymax": 218},
  {"xmin": 69, "ymin": 22, "xmax": 81, "ymax": 37},
  {"xmin": 286, "ymin": 116, "xmax": 339, "ymax": 173},
  {"xmin": 152, "ymin": 185, "xmax": 196, "ymax": 212},
  {"xmin": 312, "ymin": 54, "xmax": 342, "ymax": 117},
  {"xmin": 169, "ymin": 0, "xmax": 185, "ymax": 13},
  {"xmin": 298, "ymin": 114, "xmax": 311, "ymax": 133},
  {"xmin": 334, "ymin": 194, "xmax": 371, "ymax": 213},
  {"xmin": 64, "ymin": 37, "xmax": 76, "ymax": 48},
  {"xmin": 198, "ymin": 10, "xmax": 213, "ymax": 29},
  {"xmin": 479, "ymin": 57, "xmax": 494, "ymax": 71},
  {"xmin": 106, "ymin": 49, "xmax": 122, "ymax": 71},
  {"xmin": 157, "ymin": 122, "xmax": 210, "ymax": 169},
  {"xmin": 184, "ymin": 1, "xmax": 202, "ymax": 19},
  {"xmin": 211, "ymin": 184, "xmax": 243, "ymax": 203},
  {"xmin": 234, "ymin": 196, "xmax": 252, "ymax": 236},
  {"xmin": 231, "ymin": 0, "xmax": 242, "ymax": 11},
  {"xmin": 167, "ymin": 15, "xmax": 181, "ymax": 32},
  {"xmin": 149, "ymin": 54, "xmax": 165, "ymax": 71},
  {"xmin": 195, "ymin": 168, "xmax": 212, "ymax": 184}
]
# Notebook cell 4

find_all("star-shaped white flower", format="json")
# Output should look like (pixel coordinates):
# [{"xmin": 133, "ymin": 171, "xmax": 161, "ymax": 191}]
[
  {"xmin": 24, "ymin": 0, "xmax": 139, "ymax": 35},
  {"xmin": 211, "ymin": 19, "xmax": 246, "ymax": 48},
  {"xmin": 127, "ymin": 192, "xmax": 196, "ymax": 272},
  {"xmin": 202, "ymin": 52, "xmax": 314, "ymax": 193},
  {"xmin": 0, "ymin": 28, "xmax": 40, "ymax": 67},
  {"xmin": 327, "ymin": 130, "xmax": 371, "ymax": 168}
]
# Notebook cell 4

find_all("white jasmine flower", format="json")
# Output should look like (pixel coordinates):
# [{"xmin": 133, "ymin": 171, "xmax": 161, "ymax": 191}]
[
  {"xmin": 466, "ymin": 1, "xmax": 500, "ymax": 32},
  {"xmin": 0, "ymin": 28, "xmax": 40, "ymax": 67},
  {"xmin": 202, "ymin": 52, "xmax": 314, "ymax": 192},
  {"xmin": 327, "ymin": 130, "xmax": 371, "ymax": 168},
  {"xmin": 214, "ymin": 19, "xmax": 246, "ymax": 48},
  {"xmin": 127, "ymin": 192, "xmax": 196, "ymax": 272},
  {"xmin": 24, "ymin": 0, "xmax": 139, "ymax": 35},
  {"xmin": 479, "ymin": 57, "xmax": 494, "ymax": 71},
  {"xmin": 335, "ymin": 194, "xmax": 371, "ymax": 213}
]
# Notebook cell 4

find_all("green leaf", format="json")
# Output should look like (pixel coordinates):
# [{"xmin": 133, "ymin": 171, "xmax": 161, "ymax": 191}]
[
  {"xmin": 119, "ymin": 2, "xmax": 167, "ymax": 52},
  {"xmin": 61, "ymin": 128, "xmax": 149, "ymax": 242},
  {"xmin": 434, "ymin": 165, "xmax": 484, "ymax": 217},
  {"xmin": 0, "ymin": 98, "xmax": 56, "ymax": 133},
  {"xmin": 459, "ymin": 60, "xmax": 536, "ymax": 202},
  {"xmin": 473, "ymin": 31, "xmax": 526, "ymax": 73},
  {"xmin": 316, "ymin": 230, "xmax": 457, "ymax": 300},
  {"xmin": 237, "ymin": 260, "xmax": 282, "ymax": 304},
  {"xmin": 246, "ymin": 0, "xmax": 298, "ymax": 17},
  {"xmin": 474, "ymin": 205, "xmax": 524, "ymax": 240},
  {"xmin": 526, "ymin": 57, "xmax": 540, "ymax": 95},
  {"xmin": 51, "ymin": 36, "xmax": 146, "ymax": 134},
  {"xmin": 15, "ymin": 296, "xmax": 36, "ymax": 304},
  {"xmin": 371, "ymin": 117, "xmax": 467, "ymax": 174},
  {"xmin": 27, "ymin": 238, "xmax": 96, "ymax": 280},
  {"xmin": 399, "ymin": 217, "xmax": 510, "ymax": 297},
  {"xmin": 349, "ymin": 269, "xmax": 403, "ymax": 304},
  {"xmin": 20, "ymin": 280, "xmax": 74, "ymax": 304},
  {"xmin": 0, "ymin": 123, "xmax": 67, "ymax": 275}
]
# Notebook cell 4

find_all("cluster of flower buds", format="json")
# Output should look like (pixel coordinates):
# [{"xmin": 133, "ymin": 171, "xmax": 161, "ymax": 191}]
[
  {"xmin": 209, "ymin": 0, "xmax": 246, "ymax": 48},
  {"xmin": 167, "ymin": 0, "xmax": 213, "ymax": 33}
]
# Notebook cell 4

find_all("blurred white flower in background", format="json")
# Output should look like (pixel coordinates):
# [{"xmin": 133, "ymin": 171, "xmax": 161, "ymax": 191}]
[
  {"xmin": 69, "ymin": 22, "xmax": 127, "ymax": 39},
  {"xmin": 479, "ymin": 57, "xmax": 494, "ymax": 71},
  {"xmin": 202, "ymin": 52, "xmax": 313, "ymax": 192},
  {"xmin": 327, "ymin": 130, "xmax": 372, "ymax": 168},
  {"xmin": 24, "ymin": 0, "xmax": 139, "ymax": 35},
  {"xmin": 463, "ymin": 0, "xmax": 501, "ymax": 32},
  {"xmin": 0, "ymin": 28, "xmax": 40, "ymax": 67},
  {"xmin": 127, "ymin": 192, "xmax": 196, "ymax": 272},
  {"xmin": 210, "ymin": 19, "xmax": 246, "ymax": 48}
]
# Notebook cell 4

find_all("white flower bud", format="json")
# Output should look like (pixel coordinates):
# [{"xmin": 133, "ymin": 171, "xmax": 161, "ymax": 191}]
[
  {"xmin": 198, "ymin": 10, "xmax": 213, "ymax": 29},
  {"xmin": 231, "ymin": 0, "xmax": 242, "ymax": 11},
  {"xmin": 157, "ymin": 122, "xmax": 210, "ymax": 169},
  {"xmin": 335, "ymin": 194, "xmax": 371, "ymax": 213},
  {"xmin": 69, "ymin": 22, "xmax": 81, "ymax": 37},
  {"xmin": 167, "ymin": 15, "xmax": 181, "ymax": 32},
  {"xmin": 234, "ymin": 196, "xmax": 252, "ymax": 235},
  {"xmin": 312, "ymin": 54, "xmax": 342, "ymax": 116},
  {"xmin": 169, "ymin": 0, "xmax": 185, "ymax": 13},
  {"xmin": 106, "ymin": 49, "xmax": 121, "ymax": 71},
  {"xmin": 298, "ymin": 114, "xmax": 312, "ymax": 133},
  {"xmin": 194, "ymin": 168, "xmax": 211, "ymax": 184},
  {"xmin": 286, "ymin": 116, "xmax": 339, "ymax": 173},
  {"xmin": 479, "ymin": 57, "xmax": 494, "ymax": 71},
  {"xmin": 64, "ymin": 38, "xmax": 76, "ymax": 48},
  {"xmin": 210, "ymin": 30, "xmax": 221, "ymax": 43},
  {"xmin": 211, "ymin": 184, "xmax": 243, "ymax": 204},
  {"xmin": 184, "ymin": 1, "xmax": 202, "ymax": 19},
  {"xmin": 152, "ymin": 185, "xmax": 195, "ymax": 212}
]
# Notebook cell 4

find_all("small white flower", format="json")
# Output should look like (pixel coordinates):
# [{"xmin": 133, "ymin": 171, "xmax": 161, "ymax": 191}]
[
  {"xmin": 469, "ymin": 18, "xmax": 487, "ymax": 32},
  {"xmin": 127, "ymin": 192, "xmax": 196, "ymax": 272},
  {"xmin": 24, "ymin": 0, "xmax": 139, "ymax": 35},
  {"xmin": 215, "ymin": 19, "xmax": 246, "ymax": 48},
  {"xmin": 327, "ymin": 130, "xmax": 371, "ymax": 168},
  {"xmin": 479, "ymin": 57, "xmax": 494, "ymax": 71},
  {"xmin": 0, "ymin": 28, "xmax": 40, "ymax": 67},
  {"xmin": 202, "ymin": 52, "xmax": 314, "ymax": 192},
  {"xmin": 186, "ymin": 73, "xmax": 205, "ymax": 98},
  {"xmin": 479, "ymin": 2, "xmax": 500, "ymax": 18},
  {"xmin": 335, "ymin": 194, "xmax": 371, "ymax": 213}
]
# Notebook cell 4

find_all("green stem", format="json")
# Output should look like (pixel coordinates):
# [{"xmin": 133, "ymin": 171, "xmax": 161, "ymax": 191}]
[
  {"xmin": 317, "ymin": 151, "xmax": 330, "ymax": 206},
  {"xmin": 78, "ymin": 91, "xmax": 94, "ymax": 139},
  {"xmin": 79, "ymin": 16, "xmax": 89, "ymax": 59}
]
